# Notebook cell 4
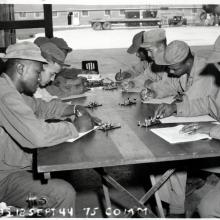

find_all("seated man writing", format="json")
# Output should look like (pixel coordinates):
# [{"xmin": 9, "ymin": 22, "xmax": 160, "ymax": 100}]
[
  {"xmin": 181, "ymin": 35, "xmax": 220, "ymax": 218},
  {"xmin": 34, "ymin": 37, "xmax": 88, "ymax": 98},
  {"xmin": 115, "ymin": 29, "xmax": 168, "ymax": 91},
  {"xmin": 0, "ymin": 41, "xmax": 100, "ymax": 217},
  {"xmin": 34, "ymin": 41, "xmax": 66, "ymax": 101},
  {"xmin": 144, "ymin": 40, "xmax": 220, "ymax": 119}
]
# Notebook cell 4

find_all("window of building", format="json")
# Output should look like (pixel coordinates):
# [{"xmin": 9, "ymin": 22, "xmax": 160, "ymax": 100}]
[
  {"xmin": 52, "ymin": 11, "xmax": 58, "ymax": 17},
  {"xmin": 34, "ymin": 12, "xmax": 42, "ymax": 18},
  {"xmin": 105, "ymin": 10, "xmax": 111, "ymax": 16},
  {"xmin": 82, "ymin": 10, "xmax": 89, "ymax": 16},
  {"xmin": 192, "ymin": 8, "xmax": 197, "ymax": 13},
  {"xmin": 120, "ymin": 10, "xmax": 125, "ymax": 15},
  {"xmin": 19, "ymin": 12, "xmax": 26, "ymax": 18},
  {"xmin": 160, "ymin": 7, "xmax": 169, "ymax": 10}
]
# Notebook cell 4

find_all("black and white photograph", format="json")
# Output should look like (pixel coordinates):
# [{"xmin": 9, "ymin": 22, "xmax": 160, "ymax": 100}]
[{"xmin": 0, "ymin": 0, "xmax": 220, "ymax": 218}]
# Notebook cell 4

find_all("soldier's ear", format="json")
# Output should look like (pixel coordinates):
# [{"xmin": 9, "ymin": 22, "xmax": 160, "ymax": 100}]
[{"xmin": 16, "ymin": 63, "xmax": 24, "ymax": 76}]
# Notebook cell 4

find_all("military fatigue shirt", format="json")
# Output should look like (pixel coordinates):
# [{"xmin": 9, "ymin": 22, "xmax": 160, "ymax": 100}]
[
  {"xmin": 148, "ymin": 55, "xmax": 220, "ymax": 114},
  {"xmin": 0, "ymin": 73, "xmax": 78, "ymax": 181}
]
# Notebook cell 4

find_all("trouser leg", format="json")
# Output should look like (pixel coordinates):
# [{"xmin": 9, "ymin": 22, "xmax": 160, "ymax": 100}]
[
  {"xmin": 198, "ymin": 180, "xmax": 220, "ymax": 218},
  {"xmin": 0, "ymin": 171, "xmax": 76, "ymax": 217},
  {"xmin": 155, "ymin": 171, "xmax": 187, "ymax": 214}
]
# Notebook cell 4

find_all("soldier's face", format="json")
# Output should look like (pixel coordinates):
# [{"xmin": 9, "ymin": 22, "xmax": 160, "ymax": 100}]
[
  {"xmin": 40, "ymin": 62, "xmax": 61, "ymax": 86},
  {"xmin": 20, "ymin": 60, "xmax": 43, "ymax": 95},
  {"xmin": 168, "ymin": 61, "xmax": 188, "ymax": 77}
]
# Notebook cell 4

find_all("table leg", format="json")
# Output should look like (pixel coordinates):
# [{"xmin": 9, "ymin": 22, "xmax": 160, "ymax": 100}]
[
  {"xmin": 125, "ymin": 168, "xmax": 175, "ymax": 218},
  {"xmin": 95, "ymin": 168, "xmax": 156, "ymax": 217},
  {"xmin": 102, "ymin": 183, "xmax": 113, "ymax": 218},
  {"xmin": 139, "ymin": 169, "xmax": 175, "ymax": 205},
  {"xmin": 150, "ymin": 174, "xmax": 165, "ymax": 218}
]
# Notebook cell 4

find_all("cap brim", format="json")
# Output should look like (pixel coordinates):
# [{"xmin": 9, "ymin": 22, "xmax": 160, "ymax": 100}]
[
  {"xmin": 206, "ymin": 52, "xmax": 220, "ymax": 63},
  {"xmin": 61, "ymin": 63, "xmax": 71, "ymax": 67},
  {"xmin": 127, "ymin": 44, "xmax": 138, "ymax": 54},
  {"xmin": 3, "ymin": 55, "xmax": 48, "ymax": 63},
  {"xmin": 140, "ymin": 42, "xmax": 152, "ymax": 48},
  {"xmin": 66, "ymin": 47, "xmax": 73, "ymax": 53}
]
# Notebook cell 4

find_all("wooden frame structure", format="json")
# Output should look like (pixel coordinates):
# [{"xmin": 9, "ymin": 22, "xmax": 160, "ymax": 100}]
[{"xmin": 0, "ymin": 4, "xmax": 53, "ymax": 52}]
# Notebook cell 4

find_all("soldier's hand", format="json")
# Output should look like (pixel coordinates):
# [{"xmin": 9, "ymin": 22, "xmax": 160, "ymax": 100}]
[
  {"xmin": 181, "ymin": 123, "xmax": 215, "ymax": 135},
  {"xmin": 153, "ymin": 103, "xmax": 177, "ymax": 119},
  {"xmin": 121, "ymin": 80, "xmax": 135, "ymax": 91},
  {"xmin": 73, "ymin": 114, "xmax": 94, "ymax": 132},
  {"xmin": 174, "ymin": 93, "xmax": 183, "ymax": 103},
  {"xmin": 73, "ymin": 106, "xmax": 102, "ymax": 132},
  {"xmin": 140, "ymin": 88, "xmax": 156, "ymax": 101},
  {"xmin": 115, "ymin": 71, "xmax": 131, "ymax": 81}
]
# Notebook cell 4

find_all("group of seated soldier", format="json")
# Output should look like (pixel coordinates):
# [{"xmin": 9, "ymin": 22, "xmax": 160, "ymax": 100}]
[
  {"xmin": 115, "ymin": 29, "xmax": 220, "ymax": 218},
  {"xmin": 0, "ymin": 30, "xmax": 220, "ymax": 218}
]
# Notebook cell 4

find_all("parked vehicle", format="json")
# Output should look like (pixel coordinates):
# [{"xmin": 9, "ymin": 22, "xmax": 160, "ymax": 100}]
[
  {"xmin": 90, "ymin": 10, "xmax": 161, "ymax": 30},
  {"xmin": 168, "ymin": 16, "xmax": 187, "ymax": 26},
  {"xmin": 90, "ymin": 18, "xmax": 162, "ymax": 30}
]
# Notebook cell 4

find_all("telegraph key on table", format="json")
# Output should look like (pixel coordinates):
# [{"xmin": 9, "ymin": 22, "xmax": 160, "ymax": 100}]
[
  {"xmin": 119, "ymin": 98, "xmax": 137, "ymax": 106},
  {"xmin": 137, "ymin": 117, "xmax": 161, "ymax": 127},
  {"xmin": 98, "ymin": 122, "xmax": 121, "ymax": 132},
  {"xmin": 85, "ymin": 101, "xmax": 102, "ymax": 109}
]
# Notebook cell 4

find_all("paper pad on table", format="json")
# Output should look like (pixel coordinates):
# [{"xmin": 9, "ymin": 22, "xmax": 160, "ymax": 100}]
[
  {"xmin": 142, "ymin": 96, "xmax": 175, "ymax": 104},
  {"xmin": 150, "ymin": 125, "xmax": 211, "ymax": 144},
  {"xmin": 67, "ymin": 126, "xmax": 98, "ymax": 142},
  {"xmin": 160, "ymin": 115, "xmax": 216, "ymax": 124}
]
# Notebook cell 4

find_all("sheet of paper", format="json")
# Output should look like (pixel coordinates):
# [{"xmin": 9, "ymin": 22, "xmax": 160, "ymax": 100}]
[
  {"xmin": 151, "ymin": 125, "xmax": 211, "ymax": 144},
  {"xmin": 142, "ymin": 96, "xmax": 175, "ymax": 104},
  {"xmin": 160, "ymin": 115, "xmax": 216, "ymax": 124},
  {"xmin": 66, "ymin": 126, "xmax": 98, "ymax": 142}
]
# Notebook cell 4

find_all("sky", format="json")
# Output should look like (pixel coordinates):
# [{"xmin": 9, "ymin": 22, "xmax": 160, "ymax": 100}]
[{"xmin": 0, "ymin": 0, "xmax": 220, "ymax": 5}]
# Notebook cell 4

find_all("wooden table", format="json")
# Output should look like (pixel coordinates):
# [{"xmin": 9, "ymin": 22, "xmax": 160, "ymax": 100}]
[{"xmin": 37, "ymin": 89, "xmax": 220, "ymax": 217}]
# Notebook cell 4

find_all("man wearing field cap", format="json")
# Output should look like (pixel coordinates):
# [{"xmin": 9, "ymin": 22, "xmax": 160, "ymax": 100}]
[
  {"xmin": 115, "ymin": 31, "xmax": 147, "ymax": 82},
  {"xmin": 140, "ymin": 28, "xmax": 167, "ymax": 63},
  {"xmin": 34, "ymin": 37, "xmax": 88, "ymax": 99},
  {"xmin": 0, "ymin": 41, "xmax": 99, "ymax": 217},
  {"xmin": 50, "ymin": 37, "xmax": 72, "ymax": 55},
  {"xmin": 34, "ymin": 41, "xmax": 73, "ymax": 101},
  {"xmin": 115, "ymin": 29, "xmax": 168, "ymax": 91},
  {"xmin": 167, "ymin": 35, "xmax": 220, "ymax": 218},
  {"xmin": 144, "ymin": 40, "xmax": 220, "ymax": 217},
  {"xmin": 146, "ymin": 40, "xmax": 219, "ymax": 119}
]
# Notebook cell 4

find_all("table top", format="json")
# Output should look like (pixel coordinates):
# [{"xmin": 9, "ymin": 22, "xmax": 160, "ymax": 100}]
[{"xmin": 37, "ymin": 89, "xmax": 220, "ymax": 173}]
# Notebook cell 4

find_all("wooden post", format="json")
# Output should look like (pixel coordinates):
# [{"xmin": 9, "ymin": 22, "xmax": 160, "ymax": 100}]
[
  {"xmin": 43, "ymin": 4, "xmax": 53, "ymax": 38},
  {"xmin": 0, "ymin": 4, "xmax": 16, "ymax": 51}
]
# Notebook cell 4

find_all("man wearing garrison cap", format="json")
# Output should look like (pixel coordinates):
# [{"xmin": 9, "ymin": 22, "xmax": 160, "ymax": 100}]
[{"xmin": 115, "ymin": 29, "xmax": 168, "ymax": 91}]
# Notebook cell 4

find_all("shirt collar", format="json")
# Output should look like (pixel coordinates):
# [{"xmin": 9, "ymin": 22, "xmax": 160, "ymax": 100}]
[{"xmin": 1, "ymin": 72, "xmax": 17, "ymax": 90}]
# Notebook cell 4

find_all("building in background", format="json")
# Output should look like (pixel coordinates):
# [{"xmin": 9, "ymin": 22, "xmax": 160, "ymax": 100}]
[{"xmin": 14, "ymin": 4, "xmax": 203, "ymax": 27}]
